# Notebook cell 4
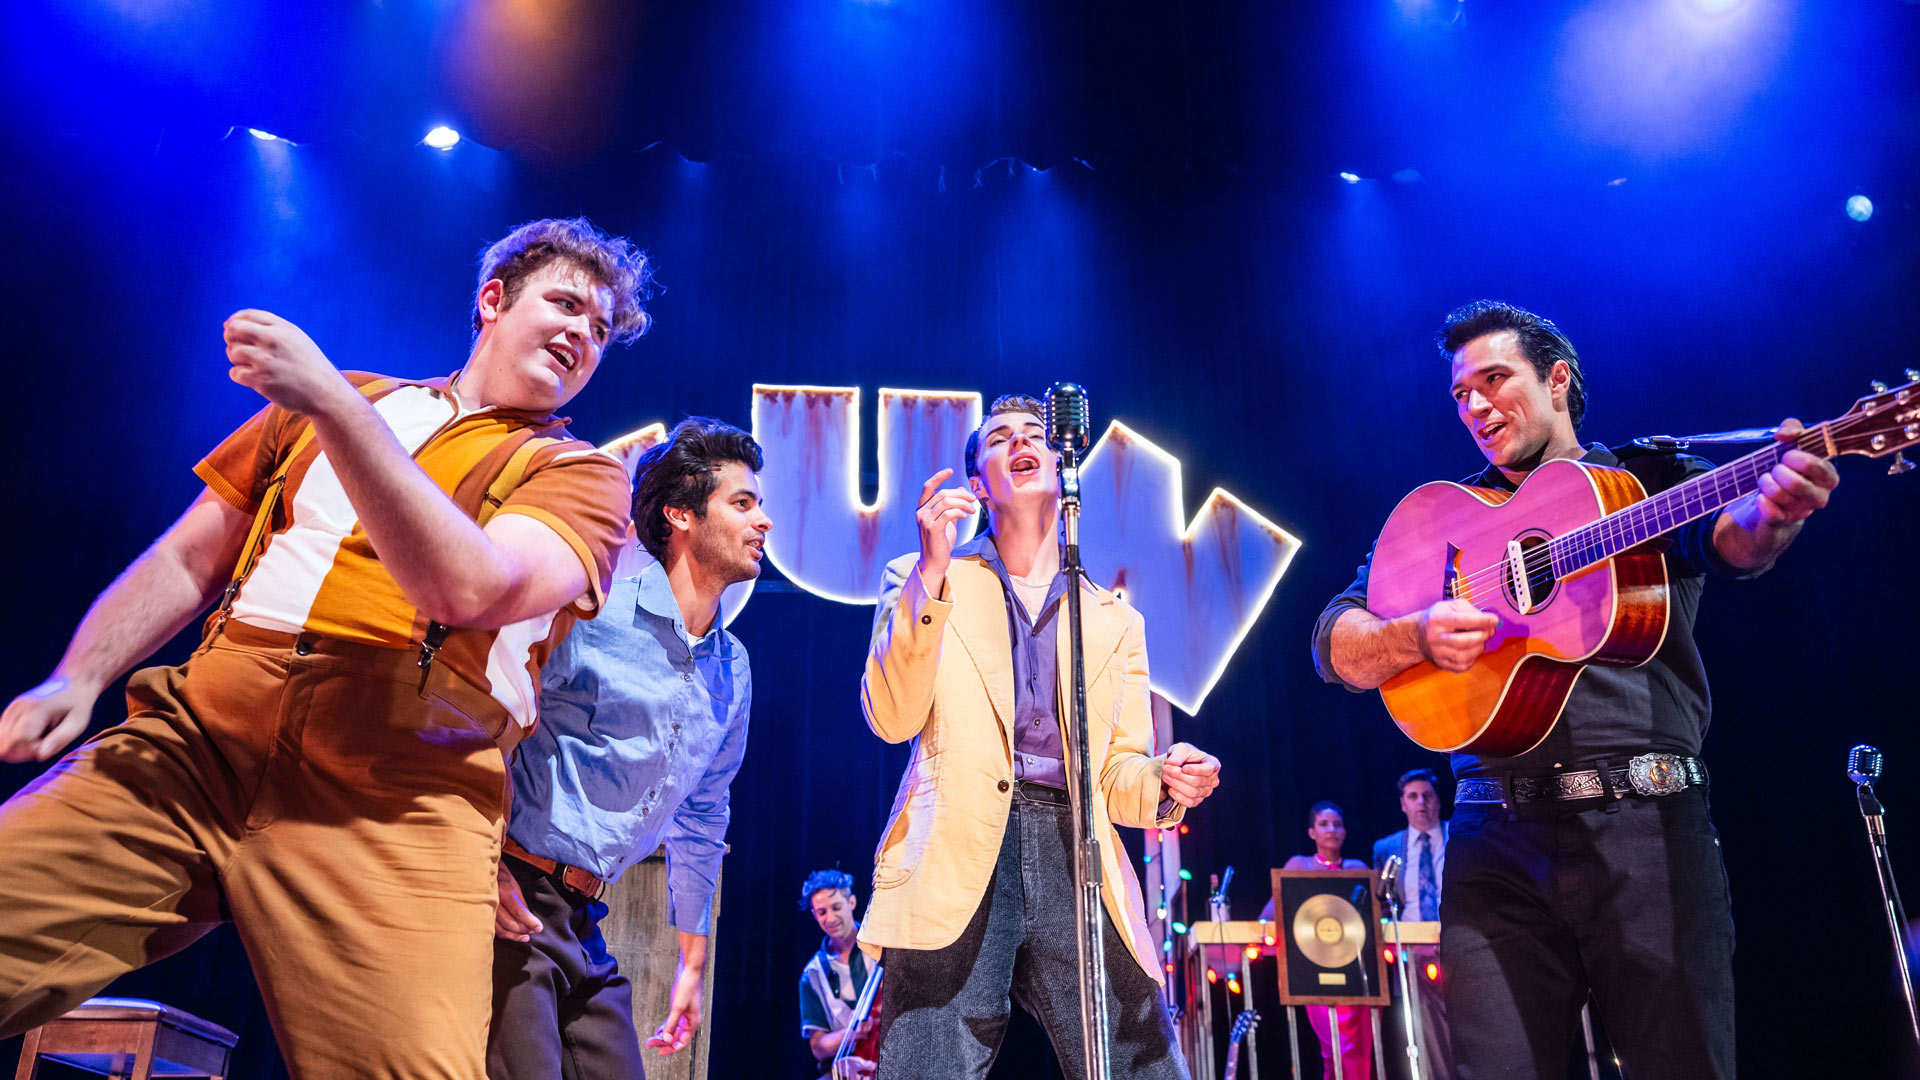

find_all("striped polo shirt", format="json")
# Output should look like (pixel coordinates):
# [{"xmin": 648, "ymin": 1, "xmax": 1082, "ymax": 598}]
[{"xmin": 194, "ymin": 371, "xmax": 633, "ymax": 729}]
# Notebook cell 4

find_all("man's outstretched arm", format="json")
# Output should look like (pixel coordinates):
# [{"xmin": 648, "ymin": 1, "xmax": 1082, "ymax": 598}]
[{"xmin": 0, "ymin": 489, "xmax": 250, "ymax": 761}]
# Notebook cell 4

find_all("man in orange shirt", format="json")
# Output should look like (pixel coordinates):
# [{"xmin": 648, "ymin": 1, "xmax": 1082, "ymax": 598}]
[{"xmin": 0, "ymin": 217, "xmax": 646, "ymax": 1079}]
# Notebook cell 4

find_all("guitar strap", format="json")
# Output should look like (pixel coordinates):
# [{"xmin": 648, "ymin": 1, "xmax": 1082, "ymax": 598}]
[{"xmin": 1631, "ymin": 426, "xmax": 1778, "ymax": 451}]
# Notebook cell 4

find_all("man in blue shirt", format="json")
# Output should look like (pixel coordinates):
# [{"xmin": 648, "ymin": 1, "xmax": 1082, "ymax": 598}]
[{"xmin": 488, "ymin": 417, "xmax": 769, "ymax": 1079}]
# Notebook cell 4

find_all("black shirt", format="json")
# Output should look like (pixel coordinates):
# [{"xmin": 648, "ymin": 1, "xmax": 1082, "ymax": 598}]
[{"xmin": 1311, "ymin": 443, "xmax": 1761, "ymax": 779}]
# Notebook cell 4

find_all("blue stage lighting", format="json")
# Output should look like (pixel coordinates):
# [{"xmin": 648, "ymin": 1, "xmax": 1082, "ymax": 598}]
[
  {"xmin": 1691, "ymin": 0, "xmax": 1745, "ymax": 12},
  {"xmin": 1846, "ymin": 195, "xmax": 1874, "ymax": 222},
  {"xmin": 1339, "ymin": 172, "xmax": 1362, "ymax": 184},
  {"xmin": 424, "ymin": 126, "xmax": 462, "ymax": 150},
  {"xmin": 248, "ymin": 129, "xmax": 280, "ymax": 142}
]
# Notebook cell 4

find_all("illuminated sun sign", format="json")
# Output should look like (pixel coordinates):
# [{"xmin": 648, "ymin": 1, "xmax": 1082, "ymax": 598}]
[{"xmin": 602, "ymin": 386, "xmax": 1301, "ymax": 714}]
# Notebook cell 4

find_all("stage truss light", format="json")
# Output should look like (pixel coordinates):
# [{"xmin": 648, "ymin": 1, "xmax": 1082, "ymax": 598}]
[
  {"xmin": 424, "ymin": 126, "xmax": 462, "ymax": 150},
  {"xmin": 1847, "ymin": 195, "xmax": 1874, "ymax": 222}
]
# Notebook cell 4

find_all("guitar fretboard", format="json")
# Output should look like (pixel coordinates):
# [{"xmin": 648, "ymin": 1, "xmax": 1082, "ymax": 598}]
[{"xmin": 1548, "ymin": 428, "xmax": 1824, "ymax": 577}]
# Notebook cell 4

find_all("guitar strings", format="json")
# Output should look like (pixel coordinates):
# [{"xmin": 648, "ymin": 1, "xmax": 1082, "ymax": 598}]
[
  {"xmin": 1437, "ymin": 421, "xmax": 1839, "ymax": 612},
  {"xmin": 1443, "ymin": 419, "xmax": 1839, "ymax": 606}
]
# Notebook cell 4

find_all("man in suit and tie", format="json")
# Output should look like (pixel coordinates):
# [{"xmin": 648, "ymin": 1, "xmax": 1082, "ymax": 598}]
[
  {"xmin": 859, "ymin": 393, "xmax": 1222, "ymax": 1080},
  {"xmin": 1372, "ymin": 768, "xmax": 1452, "ymax": 1080}
]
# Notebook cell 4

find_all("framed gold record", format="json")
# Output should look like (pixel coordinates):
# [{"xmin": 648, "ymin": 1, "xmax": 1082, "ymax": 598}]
[{"xmin": 1270, "ymin": 868, "xmax": 1389, "ymax": 1006}]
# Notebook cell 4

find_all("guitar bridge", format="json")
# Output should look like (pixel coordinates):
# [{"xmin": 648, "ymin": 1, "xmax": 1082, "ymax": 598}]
[{"xmin": 1507, "ymin": 539, "xmax": 1534, "ymax": 615}]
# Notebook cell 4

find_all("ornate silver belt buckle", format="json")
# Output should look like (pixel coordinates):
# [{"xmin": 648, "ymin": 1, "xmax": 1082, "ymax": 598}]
[{"xmin": 1627, "ymin": 754, "xmax": 1689, "ymax": 796}]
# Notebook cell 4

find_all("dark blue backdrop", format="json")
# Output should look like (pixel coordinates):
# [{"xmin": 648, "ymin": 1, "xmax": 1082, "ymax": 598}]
[{"xmin": 3, "ymin": 0, "xmax": 1918, "ymax": 1076}]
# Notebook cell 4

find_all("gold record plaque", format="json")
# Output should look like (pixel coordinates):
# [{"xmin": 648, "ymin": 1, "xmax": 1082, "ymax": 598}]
[
  {"xmin": 1271, "ymin": 868, "xmax": 1390, "ymax": 1006},
  {"xmin": 1292, "ymin": 893, "xmax": 1366, "ymax": 969}
]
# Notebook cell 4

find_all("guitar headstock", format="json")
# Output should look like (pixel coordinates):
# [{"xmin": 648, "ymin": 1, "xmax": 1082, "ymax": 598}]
[
  {"xmin": 1229, "ymin": 1008, "xmax": 1260, "ymax": 1044},
  {"xmin": 1828, "ymin": 373, "xmax": 1920, "ymax": 470}
]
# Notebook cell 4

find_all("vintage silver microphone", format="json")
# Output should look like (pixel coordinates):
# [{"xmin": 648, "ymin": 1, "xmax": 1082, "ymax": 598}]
[
  {"xmin": 1851, "ymin": 745, "xmax": 1920, "ymax": 1043},
  {"xmin": 1044, "ymin": 381, "xmax": 1109, "ymax": 1080}
]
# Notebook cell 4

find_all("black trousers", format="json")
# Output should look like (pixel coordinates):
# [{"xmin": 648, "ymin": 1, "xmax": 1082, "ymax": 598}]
[
  {"xmin": 1442, "ymin": 787, "xmax": 1735, "ymax": 1080},
  {"xmin": 872, "ymin": 796, "xmax": 1190, "ymax": 1080},
  {"xmin": 488, "ymin": 856, "xmax": 648, "ymax": 1080}
]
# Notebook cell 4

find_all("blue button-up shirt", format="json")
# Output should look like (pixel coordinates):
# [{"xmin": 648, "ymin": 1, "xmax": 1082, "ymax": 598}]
[{"xmin": 507, "ymin": 564, "xmax": 752, "ymax": 935}]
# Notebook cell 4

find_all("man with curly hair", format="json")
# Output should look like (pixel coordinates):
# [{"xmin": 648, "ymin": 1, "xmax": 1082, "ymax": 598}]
[
  {"xmin": 489, "ymin": 417, "xmax": 769, "ymax": 1079},
  {"xmin": 0, "ymin": 217, "xmax": 650, "ymax": 1079},
  {"xmin": 797, "ymin": 869, "xmax": 875, "ymax": 1077}
]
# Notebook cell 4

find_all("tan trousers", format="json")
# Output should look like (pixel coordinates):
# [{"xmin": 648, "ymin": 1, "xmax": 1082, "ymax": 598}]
[{"xmin": 0, "ymin": 622, "xmax": 512, "ymax": 1079}]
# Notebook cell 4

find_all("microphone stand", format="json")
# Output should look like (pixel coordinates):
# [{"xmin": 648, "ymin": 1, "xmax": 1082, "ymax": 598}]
[
  {"xmin": 1858, "ymin": 777, "xmax": 1920, "ymax": 1043},
  {"xmin": 1059, "ymin": 430, "xmax": 1113, "ymax": 1080},
  {"xmin": 1379, "ymin": 859, "xmax": 1426, "ymax": 1080}
]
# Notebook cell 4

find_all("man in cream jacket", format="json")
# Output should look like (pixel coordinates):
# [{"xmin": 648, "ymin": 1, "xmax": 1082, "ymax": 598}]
[{"xmin": 859, "ymin": 393, "xmax": 1221, "ymax": 1079}]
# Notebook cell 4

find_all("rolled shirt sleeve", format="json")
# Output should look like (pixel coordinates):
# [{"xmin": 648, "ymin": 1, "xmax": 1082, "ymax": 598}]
[
  {"xmin": 493, "ymin": 445, "xmax": 634, "ymax": 617},
  {"xmin": 1312, "ymin": 545, "xmax": 1376, "ymax": 693},
  {"xmin": 799, "ymin": 970, "xmax": 831, "ymax": 1037}
]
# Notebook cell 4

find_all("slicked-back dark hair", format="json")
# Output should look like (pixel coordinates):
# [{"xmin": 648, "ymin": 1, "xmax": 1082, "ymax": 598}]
[
  {"xmin": 798, "ymin": 869, "xmax": 855, "ymax": 910},
  {"xmin": 631, "ymin": 417, "xmax": 764, "ymax": 561},
  {"xmin": 1439, "ymin": 300, "xmax": 1587, "ymax": 429},
  {"xmin": 1396, "ymin": 768, "xmax": 1441, "ymax": 796},
  {"xmin": 1307, "ymin": 800, "xmax": 1345, "ymax": 828},
  {"xmin": 964, "ymin": 394, "xmax": 1047, "ymax": 480}
]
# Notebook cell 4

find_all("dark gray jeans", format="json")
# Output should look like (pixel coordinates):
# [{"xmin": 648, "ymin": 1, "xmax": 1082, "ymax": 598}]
[
  {"xmin": 488, "ymin": 856, "xmax": 648, "ymax": 1080},
  {"xmin": 873, "ymin": 795, "xmax": 1190, "ymax": 1080}
]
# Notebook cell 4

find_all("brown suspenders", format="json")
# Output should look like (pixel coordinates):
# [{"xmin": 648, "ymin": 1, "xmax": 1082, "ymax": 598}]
[{"xmin": 205, "ymin": 381, "xmax": 571, "ymax": 673}]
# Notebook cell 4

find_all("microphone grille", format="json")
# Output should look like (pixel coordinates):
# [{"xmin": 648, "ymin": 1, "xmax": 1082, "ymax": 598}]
[{"xmin": 1849, "ymin": 745, "xmax": 1883, "ymax": 785}]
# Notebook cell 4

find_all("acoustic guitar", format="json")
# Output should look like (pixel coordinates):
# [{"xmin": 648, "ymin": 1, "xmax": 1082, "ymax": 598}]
[{"xmin": 1367, "ymin": 376, "xmax": 1920, "ymax": 756}]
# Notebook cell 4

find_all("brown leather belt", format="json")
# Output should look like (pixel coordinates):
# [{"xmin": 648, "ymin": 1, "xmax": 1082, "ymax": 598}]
[{"xmin": 502, "ymin": 835, "xmax": 608, "ymax": 900}]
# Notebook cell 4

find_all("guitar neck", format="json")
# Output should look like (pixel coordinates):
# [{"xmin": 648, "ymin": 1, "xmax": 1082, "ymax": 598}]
[{"xmin": 1551, "ymin": 424, "xmax": 1829, "ymax": 576}]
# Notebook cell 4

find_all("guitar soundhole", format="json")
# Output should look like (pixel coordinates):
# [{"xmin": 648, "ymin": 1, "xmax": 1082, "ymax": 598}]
[{"xmin": 1502, "ymin": 532, "xmax": 1558, "ymax": 612}]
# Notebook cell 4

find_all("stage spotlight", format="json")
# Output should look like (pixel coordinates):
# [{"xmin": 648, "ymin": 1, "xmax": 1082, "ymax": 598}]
[
  {"xmin": 1846, "ymin": 195, "xmax": 1874, "ymax": 222},
  {"xmin": 248, "ymin": 128, "xmax": 280, "ymax": 142},
  {"xmin": 1339, "ymin": 172, "xmax": 1362, "ymax": 184},
  {"xmin": 1691, "ymin": 0, "xmax": 1745, "ymax": 11},
  {"xmin": 424, "ymin": 126, "xmax": 462, "ymax": 150}
]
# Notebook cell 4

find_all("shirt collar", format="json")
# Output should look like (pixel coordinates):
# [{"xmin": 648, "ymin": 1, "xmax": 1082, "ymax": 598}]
[
  {"xmin": 633, "ymin": 563, "xmax": 728, "ymax": 655},
  {"xmin": 816, "ymin": 926, "xmax": 862, "ymax": 966},
  {"xmin": 1468, "ymin": 441, "xmax": 1615, "ymax": 491},
  {"xmin": 426, "ymin": 370, "xmax": 570, "ymax": 426},
  {"xmin": 954, "ymin": 531, "xmax": 996, "ymax": 563}
]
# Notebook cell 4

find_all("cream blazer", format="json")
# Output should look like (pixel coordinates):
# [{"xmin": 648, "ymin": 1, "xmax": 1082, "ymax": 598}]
[{"xmin": 856, "ymin": 550, "xmax": 1182, "ymax": 981}]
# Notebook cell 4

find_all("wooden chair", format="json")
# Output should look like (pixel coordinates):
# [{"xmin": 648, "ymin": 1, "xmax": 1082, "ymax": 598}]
[{"xmin": 13, "ymin": 998, "xmax": 237, "ymax": 1080}]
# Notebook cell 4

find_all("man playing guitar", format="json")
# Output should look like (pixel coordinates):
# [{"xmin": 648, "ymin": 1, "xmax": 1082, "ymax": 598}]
[{"xmin": 1312, "ymin": 301, "xmax": 1838, "ymax": 1080}]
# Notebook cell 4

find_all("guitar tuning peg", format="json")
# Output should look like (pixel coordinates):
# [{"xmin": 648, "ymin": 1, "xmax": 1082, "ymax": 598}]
[
  {"xmin": 1907, "ymin": 369, "xmax": 1920, "ymax": 383},
  {"xmin": 1891, "ymin": 452, "xmax": 1915, "ymax": 476},
  {"xmin": 1871, "ymin": 381, "xmax": 1890, "ymax": 393}
]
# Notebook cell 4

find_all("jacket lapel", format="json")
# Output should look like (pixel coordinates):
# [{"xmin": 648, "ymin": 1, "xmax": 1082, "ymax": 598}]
[
  {"xmin": 944, "ymin": 559, "xmax": 1016, "ymax": 754},
  {"xmin": 1054, "ymin": 581, "xmax": 1124, "ymax": 702}
]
